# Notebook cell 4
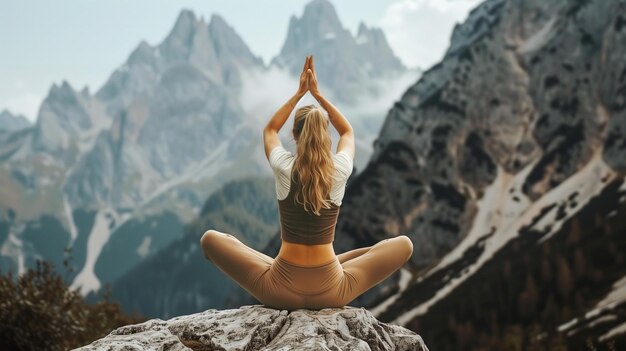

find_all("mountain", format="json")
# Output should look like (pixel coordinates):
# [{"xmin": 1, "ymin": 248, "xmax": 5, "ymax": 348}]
[
  {"xmin": 271, "ymin": 0, "xmax": 406, "ymax": 104},
  {"xmin": 96, "ymin": 10, "xmax": 264, "ymax": 117},
  {"xmin": 78, "ymin": 0, "xmax": 626, "ymax": 347},
  {"xmin": 309, "ymin": 0, "xmax": 625, "ymax": 349},
  {"xmin": 0, "ymin": 110, "xmax": 30, "ymax": 132},
  {"xmin": 268, "ymin": 0, "xmax": 417, "ymax": 172},
  {"xmin": 102, "ymin": 176, "xmax": 279, "ymax": 318},
  {"xmin": 0, "ymin": 10, "xmax": 265, "ymax": 293},
  {"xmin": 8, "ymin": 1, "xmax": 623, "ymax": 348},
  {"xmin": 0, "ymin": 0, "xmax": 413, "ymax": 297}
]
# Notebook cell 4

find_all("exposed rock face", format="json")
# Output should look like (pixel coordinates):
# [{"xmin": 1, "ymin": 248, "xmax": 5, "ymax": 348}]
[
  {"xmin": 269, "ymin": 0, "xmax": 626, "ymax": 306},
  {"xmin": 0, "ymin": 109, "xmax": 30, "ymax": 132},
  {"xmin": 75, "ymin": 305, "xmax": 429, "ymax": 351},
  {"xmin": 0, "ymin": 8, "xmax": 267, "ymax": 290},
  {"xmin": 0, "ymin": 0, "xmax": 413, "ymax": 295},
  {"xmin": 315, "ymin": 0, "xmax": 626, "ymax": 348},
  {"xmin": 271, "ymin": 0, "xmax": 406, "ymax": 104}
]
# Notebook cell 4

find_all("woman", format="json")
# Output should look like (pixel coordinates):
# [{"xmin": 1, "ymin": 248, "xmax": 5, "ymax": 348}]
[{"xmin": 200, "ymin": 55, "xmax": 413, "ymax": 310}]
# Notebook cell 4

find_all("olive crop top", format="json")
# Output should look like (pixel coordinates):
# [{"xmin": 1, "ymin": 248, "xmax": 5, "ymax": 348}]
[{"xmin": 269, "ymin": 145, "xmax": 353, "ymax": 245}]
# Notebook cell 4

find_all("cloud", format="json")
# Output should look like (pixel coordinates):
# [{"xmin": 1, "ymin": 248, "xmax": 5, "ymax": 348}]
[
  {"xmin": 380, "ymin": 0, "xmax": 482, "ymax": 70},
  {"xmin": 238, "ymin": 64, "xmax": 422, "ymax": 153},
  {"xmin": 341, "ymin": 68, "xmax": 422, "ymax": 121}
]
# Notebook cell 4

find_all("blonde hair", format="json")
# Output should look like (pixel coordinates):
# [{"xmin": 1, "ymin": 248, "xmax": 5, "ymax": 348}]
[{"xmin": 291, "ymin": 104, "xmax": 335, "ymax": 215}]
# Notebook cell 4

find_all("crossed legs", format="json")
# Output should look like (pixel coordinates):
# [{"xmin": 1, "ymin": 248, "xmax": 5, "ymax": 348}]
[
  {"xmin": 336, "ymin": 246, "xmax": 373, "ymax": 264},
  {"xmin": 199, "ymin": 230, "xmax": 287, "ymax": 305},
  {"xmin": 336, "ymin": 236, "xmax": 413, "ymax": 305},
  {"xmin": 200, "ymin": 230, "xmax": 413, "ymax": 309}
]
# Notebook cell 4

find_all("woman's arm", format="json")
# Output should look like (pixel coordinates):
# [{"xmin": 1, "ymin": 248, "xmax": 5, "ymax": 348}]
[
  {"xmin": 263, "ymin": 93, "xmax": 303, "ymax": 159},
  {"xmin": 306, "ymin": 57, "xmax": 355, "ymax": 158},
  {"xmin": 318, "ymin": 92, "xmax": 355, "ymax": 159},
  {"xmin": 313, "ymin": 92, "xmax": 353, "ymax": 136},
  {"xmin": 263, "ymin": 55, "xmax": 311, "ymax": 160}
]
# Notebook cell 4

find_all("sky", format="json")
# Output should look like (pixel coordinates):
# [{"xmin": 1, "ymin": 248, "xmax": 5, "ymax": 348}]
[{"xmin": 0, "ymin": 0, "xmax": 482, "ymax": 122}]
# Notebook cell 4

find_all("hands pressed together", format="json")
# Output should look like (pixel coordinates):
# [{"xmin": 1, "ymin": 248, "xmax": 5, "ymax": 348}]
[{"xmin": 296, "ymin": 55, "xmax": 321, "ymax": 99}]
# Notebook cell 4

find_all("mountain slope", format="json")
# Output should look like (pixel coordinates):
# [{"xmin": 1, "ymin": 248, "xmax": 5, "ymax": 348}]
[
  {"xmin": 271, "ymin": 0, "xmax": 406, "ymax": 104},
  {"xmin": 0, "ymin": 110, "xmax": 30, "ymax": 132},
  {"xmin": 102, "ymin": 177, "xmax": 279, "ymax": 318},
  {"xmin": 0, "ymin": 0, "xmax": 417, "ymax": 303},
  {"xmin": 325, "ymin": 0, "xmax": 626, "ymax": 348}
]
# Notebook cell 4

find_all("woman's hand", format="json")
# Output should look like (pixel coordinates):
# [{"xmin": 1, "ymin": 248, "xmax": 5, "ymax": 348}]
[
  {"xmin": 306, "ymin": 56, "xmax": 321, "ymax": 98},
  {"xmin": 296, "ymin": 55, "xmax": 311, "ymax": 98}
]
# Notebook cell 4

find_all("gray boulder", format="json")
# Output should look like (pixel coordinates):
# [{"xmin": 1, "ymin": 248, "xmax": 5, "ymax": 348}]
[{"xmin": 75, "ymin": 305, "xmax": 429, "ymax": 351}]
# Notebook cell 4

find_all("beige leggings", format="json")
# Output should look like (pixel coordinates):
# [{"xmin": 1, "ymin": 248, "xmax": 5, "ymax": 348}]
[{"xmin": 200, "ymin": 230, "xmax": 414, "ymax": 310}]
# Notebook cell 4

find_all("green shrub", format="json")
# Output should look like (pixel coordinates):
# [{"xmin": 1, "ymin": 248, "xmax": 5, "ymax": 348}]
[{"xmin": 0, "ymin": 259, "xmax": 144, "ymax": 351}]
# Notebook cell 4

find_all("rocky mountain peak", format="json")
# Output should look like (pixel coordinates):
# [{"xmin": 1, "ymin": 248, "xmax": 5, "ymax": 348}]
[
  {"xmin": 301, "ymin": 0, "xmax": 343, "ymax": 31},
  {"xmin": 206, "ymin": 12, "xmax": 264, "ymax": 68},
  {"xmin": 281, "ymin": 0, "xmax": 345, "ymax": 49},
  {"xmin": 159, "ymin": 9, "xmax": 200, "ymax": 61},
  {"xmin": 30, "ymin": 81, "xmax": 90, "ymax": 154},
  {"xmin": 0, "ymin": 109, "xmax": 31, "ymax": 132},
  {"xmin": 272, "ymin": 0, "xmax": 406, "ymax": 103},
  {"xmin": 357, "ymin": 21, "xmax": 370, "ymax": 37},
  {"xmin": 169, "ymin": 8, "xmax": 197, "ymax": 40},
  {"xmin": 356, "ymin": 21, "xmax": 385, "ymax": 45},
  {"xmin": 49, "ymin": 80, "xmax": 74, "ymax": 99},
  {"xmin": 355, "ymin": 21, "xmax": 406, "ymax": 74},
  {"xmin": 150, "ymin": 9, "xmax": 263, "ymax": 76},
  {"xmin": 127, "ymin": 40, "xmax": 156, "ymax": 67},
  {"xmin": 207, "ymin": 12, "xmax": 229, "ymax": 32}
]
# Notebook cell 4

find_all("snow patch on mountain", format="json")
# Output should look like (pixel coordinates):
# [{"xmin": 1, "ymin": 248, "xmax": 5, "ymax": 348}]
[
  {"xmin": 71, "ymin": 209, "xmax": 123, "ymax": 294},
  {"xmin": 370, "ymin": 268, "xmax": 413, "ymax": 317},
  {"xmin": 599, "ymin": 322, "xmax": 626, "ymax": 343},
  {"xmin": 520, "ymin": 15, "xmax": 558, "ymax": 53},
  {"xmin": 1, "ymin": 232, "xmax": 25, "ymax": 275},
  {"xmin": 393, "ymin": 150, "xmax": 617, "ymax": 325},
  {"xmin": 64, "ymin": 196, "xmax": 78, "ymax": 243},
  {"xmin": 136, "ymin": 237, "xmax": 152, "ymax": 258}
]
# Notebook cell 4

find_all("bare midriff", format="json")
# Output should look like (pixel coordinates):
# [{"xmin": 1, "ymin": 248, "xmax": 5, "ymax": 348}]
[{"xmin": 277, "ymin": 241, "xmax": 336, "ymax": 266}]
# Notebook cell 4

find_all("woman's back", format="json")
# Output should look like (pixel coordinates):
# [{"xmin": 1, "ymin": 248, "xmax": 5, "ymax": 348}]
[
  {"xmin": 270, "ymin": 145, "xmax": 352, "ymax": 240},
  {"xmin": 269, "ymin": 145, "xmax": 353, "ymax": 265}
]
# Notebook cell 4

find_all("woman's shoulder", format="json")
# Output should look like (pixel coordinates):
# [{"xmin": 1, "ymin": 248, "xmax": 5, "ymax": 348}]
[
  {"xmin": 332, "ymin": 150, "xmax": 353, "ymax": 178},
  {"xmin": 269, "ymin": 145, "xmax": 295, "ymax": 173}
]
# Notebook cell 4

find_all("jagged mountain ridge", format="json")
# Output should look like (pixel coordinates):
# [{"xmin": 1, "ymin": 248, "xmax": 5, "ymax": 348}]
[
  {"xmin": 308, "ymin": 0, "xmax": 626, "ymax": 348},
  {"xmin": 0, "ymin": 0, "xmax": 410, "ymax": 294},
  {"xmin": 18, "ymin": 4, "xmax": 625, "ymax": 350},
  {"xmin": 89, "ymin": 1, "xmax": 626, "ymax": 348},
  {"xmin": 271, "ymin": 0, "xmax": 406, "ymax": 104},
  {"xmin": 0, "ymin": 110, "xmax": 31, "ymax": 132}
]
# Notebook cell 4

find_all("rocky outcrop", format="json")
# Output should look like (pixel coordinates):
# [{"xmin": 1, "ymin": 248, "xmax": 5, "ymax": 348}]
[{"xmin": 75, "ymin": 305, "xmax": 429, "ymax": 351}]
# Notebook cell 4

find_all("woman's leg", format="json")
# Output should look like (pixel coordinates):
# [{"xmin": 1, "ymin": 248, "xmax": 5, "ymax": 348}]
[
  {"xmin": 200, "ymin": 229, "xmax": 275, "ymax": 301},
  {"xmin": 339, "ymin": 235, "xmax": 413, "ymax": 305},
  {"xmin": 336, "ymin": 246, "xmax": 373, "ymax": 264}
]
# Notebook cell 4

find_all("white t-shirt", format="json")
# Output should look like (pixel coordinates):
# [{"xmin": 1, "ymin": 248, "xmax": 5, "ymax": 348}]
[{"xmin": 268, "ymin": 145, "xmax": 353, "ymax": 206}]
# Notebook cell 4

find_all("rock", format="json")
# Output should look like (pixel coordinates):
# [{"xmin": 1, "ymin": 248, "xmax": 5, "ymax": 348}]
[{"xmin": 75, "ymin": 304, "xmax": 429, "ymax": 351}]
